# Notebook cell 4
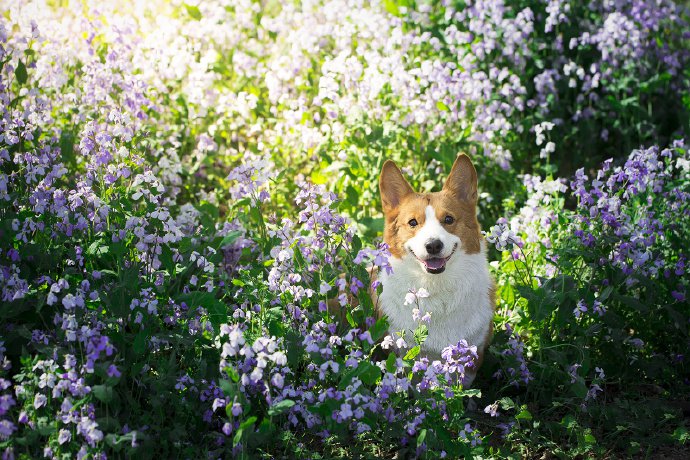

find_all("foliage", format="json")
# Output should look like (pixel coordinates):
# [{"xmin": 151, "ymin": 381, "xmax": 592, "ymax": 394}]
[{"xmin": 0, "ymin": 0, "xmax": 689, "ymax": 458}]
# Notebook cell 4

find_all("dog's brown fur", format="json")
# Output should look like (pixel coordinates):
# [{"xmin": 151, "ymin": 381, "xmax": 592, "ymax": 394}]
[{"xmin": 380, "ymin": 155, "xmax": 481, "ymax": 259}]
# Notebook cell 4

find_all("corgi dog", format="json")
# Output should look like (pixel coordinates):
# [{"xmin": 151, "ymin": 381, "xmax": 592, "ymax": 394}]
[{"xmin": 378, "ymin": 154, "xmax": 494, "ymax": 385}]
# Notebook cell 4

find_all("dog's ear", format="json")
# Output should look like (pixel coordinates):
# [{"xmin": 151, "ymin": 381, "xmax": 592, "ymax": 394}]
[
  {"xmin": 443, "ymin": 154, "xmax": 478, "ymax": 203},
  {"xmin": 380, "ymin": 160, "xmax": 414, "ymax": 213}
]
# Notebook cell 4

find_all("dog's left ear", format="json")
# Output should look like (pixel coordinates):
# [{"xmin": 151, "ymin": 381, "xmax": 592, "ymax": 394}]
[
  {"xmin": 380, "ymin": 160, "xmax": 414, "ymax": 213},
  {"xmin": 443, "ymin": 154, "xmax": 478, "ymax": 203}
]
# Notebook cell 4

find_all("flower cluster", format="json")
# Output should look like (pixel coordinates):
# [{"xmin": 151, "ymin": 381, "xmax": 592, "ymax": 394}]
[
  {"xmin": 571, "ymin": 141, "xmax": 689, "ymax": 293},
  {"xmin": 0, "ymin": 0, "xmax": 688, "ymax": 457},
  {"xmin": 485, "ymin": 223, "xmax": 520, "ymax": 251},
  {"xmin": 495, "ymin": 324, "xmax": 534, "ymax": 387}
]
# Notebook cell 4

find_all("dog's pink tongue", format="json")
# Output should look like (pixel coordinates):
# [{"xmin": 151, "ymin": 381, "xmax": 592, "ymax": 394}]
[{"xmin": 424, "ymin": 258, "xmax": 446, "ymax": 269}]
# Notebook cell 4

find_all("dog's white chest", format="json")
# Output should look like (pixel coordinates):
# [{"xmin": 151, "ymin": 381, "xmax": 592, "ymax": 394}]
[{"xmin": 379, "ymin": 251, "xmax": 493, "ymax": 357}]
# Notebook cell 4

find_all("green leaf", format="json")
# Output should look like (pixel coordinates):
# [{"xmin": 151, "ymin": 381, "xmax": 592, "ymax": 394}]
[
  {"xmin": 357, "ymin": 361, "xmax": 381, "ymax": 385},
  {"xmin": 345, "ymin": 309, "xmax": 356, "ymax": 328},
  {"xmin": 133, "ymin": 331, "xmax": 147, "ymax": 355},
  {"xmin": 598, "ymin": 286, "xmax": 613, "ymax": 301},
  {"xmin": 198, "ymin": 202, "xmax": 219, "ymax": 230},
  {"xmin": 218, "ymin": 231, "xmax": 241, "ymax": 249},
  {"xmin": 105, "ymin": 432, "xmax": 138, "ymax": 452},
  {"xmin": 352, "ymin": 234, "xmax": 362, "ymax": 254},
  {"xmin": 515, "ymin": 408, "xmax": 532, "ymax": 420},
  {"xmin": 436, "ymin": 100, "xmax": 449, "ymax": 111},
  {"xmin": 175, "ymin": 291, "xmax": 227, "ymax": 332},
  {"xmin": 383, "ymin": 0, "xmax": 400, "ymax": 16},
  {"xmin": 268, "ymin": 399, "xmax": 295, "ymax": 416},
  {"xmin": 340, "ymin": 361, "xmax": 381, "ymax": 388},
  {"xmin": 86, "ymin": 240, "xmax": 109, "ymax": 257},
  {"xmin": 345, "ymin": 185, "xmax": 359, "ymax": 206},
  {"xmin": 499, "ymin": 397, "xmax": 515, "ymax": 410},
  {"xmin": 184, "ymin": 3, "xmax": 202, "ymax": 20},
  {"xmin": 15, "ymin": 60, "xmax": 28, "ymax": 84},
  {"xmin": 459, "ymin": 388, "xmax": 481, "ymax": 398},
  {"xmin": 413, "ymin": 324, "xmax": 428, "ymax": 345},
  {"xmin": 500, "ymin": 283, "xmax": 515, "ymax": 307},
  {"xmin": 160, "ymin": 245, "xmax": 176, "ymax": 274},
  {"xmin": 93, "ymin": 384, "xmax": 114, "ymax": 403},
  {"xmin": 232, "ymin": 197, "xmax": 251, "ymax": 209},
  {"xmin": 386, "ymin": 352, "xmax": 397, "ymax": 373},
  {"xmin": 36, "ymin": 417, "xmax": 56, "ymax": 436},
  {"xmin": 233, "ymin": 416, "xmax": 257, "ymax": 446},
  {"xmin": 219, "ymin": 379, "xmax": 236, "ymax": 398},
  {"xmin": 232, "ymin": 428, "xmax": 243, "ymax": 446},
  {"xmin": 310, "ymin": 169, "xmax": 328, "ymax": 184},
  {"xmin": 360, "ymin": 217, "xmax": 384, "ymax": 237},
  {"xmin": 403, "ymin": 345, "xmax": 420, "ymax": 361},
  {"xmin": 225, "ymin": 366, "xmax": 240, "ymax": 383},
  {"xmin": 59, "ymin": 131, "xmax": 76, "ymax": 167},
  {"xmin": 417, "ymin": 428, "xmax": 427, "ymax": 447},
  {"xmin": 572, "ymin": 381, "xmax": 588, "ymax": 399},
  {"xmin": 672, "ymin": 427, "xmax": 689, "ymax": 444},
  {"xmin": 369, "ymin": 317, "xmax": 389, "ymax": 342}
]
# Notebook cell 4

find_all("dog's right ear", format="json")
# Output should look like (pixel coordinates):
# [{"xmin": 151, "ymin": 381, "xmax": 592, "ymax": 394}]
[{"xmin": 380, "ymin": 160, "xmax": 414, "ymax": 213}]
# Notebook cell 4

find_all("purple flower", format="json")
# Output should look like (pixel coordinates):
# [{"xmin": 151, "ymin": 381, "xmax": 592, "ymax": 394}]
[
  {"xmin": 33, "ymin": 393, "xmax": 47, "ymax": 409},
  {"xmin": 484, "ymin": 223, "xmax": 520, "ymax": 251},
  {"xmin": 0, "ymin": 420, "xmax": 16, "ymax": 440},
  {"xmin": 483, "ymin": 402, "xmax": 499, "ymax": 417},
  {"xmin": 574, "ymin": 300, "xmax": 588, "ymax": 319},
  {"xmin": 58, "ymin": 428, "xmax": 71, "ymax": 444},
  {"xmin": 107, "ymin": 365, "xmax": 121, "ymax": 378}
]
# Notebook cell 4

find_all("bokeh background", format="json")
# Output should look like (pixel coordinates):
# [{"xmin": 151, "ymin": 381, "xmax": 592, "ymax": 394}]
[{"xmin": 1, "ymin": 1, "xmax": 689, "ymax": 458}]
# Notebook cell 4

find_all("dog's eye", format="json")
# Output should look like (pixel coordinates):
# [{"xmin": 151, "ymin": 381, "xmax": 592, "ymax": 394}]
[
  {"xmin": 444, "ymin": 215, "xmax": 455, "ymax": 224},
  {"xmin": 408, "ymin": 219, "xmax": 418, "ymax": 228}
]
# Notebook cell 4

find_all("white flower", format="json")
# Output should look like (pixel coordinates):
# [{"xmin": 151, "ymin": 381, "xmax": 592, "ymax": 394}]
[
  {"xmin": 58, "ymin": 428, "xmax": 71, "ymax": 444},
  {"xmin": 271, "ymin": 373, "xmax": 284, "ymax": 389},
  {"xmin": 484, "ymin": 403, "xmax": 499, "ymax": 417},
  {"xmin": 319, "ymin": 281, "xmax": 331, "ymax": 295},
  {"xmin": 404, "ymin": 288, "xmax": 430, "ymax": 306},
  {"xmin": 277, "ymin": 249, "xmax": 292, "ymax": 262},
  {"xmin": 412, "ymin": 308, "xmax": 421, "ymax": 322},
  {"xmin": 249, "ymin": 367, "xmax": 263, "ymax": 383},
  {"xmin": 34, "ymin": 393, "xmax": 47, "ymax": 409},
  {"xmin": 534, "ymin": 121, "xmax": 555, "ymax": 146},
  {"xmin": 416, "ymin": 288, "xmax": 429, "ymax": 299},
  {"xmin": 540, "ymin": 141, "xmax": 555, "ymax": 159},
  {"xmin": 271, "ymin": 351, "xmax": 287, "ymax": 366},
  {"xmin": 212, "ymin": 398, "xmax": 225, "ymax": 412}
]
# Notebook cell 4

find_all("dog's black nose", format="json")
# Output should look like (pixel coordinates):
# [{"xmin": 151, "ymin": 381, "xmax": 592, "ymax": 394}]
[{"xmin": 425, "ymin": 239, "xmax": 444, "ymax": 255}]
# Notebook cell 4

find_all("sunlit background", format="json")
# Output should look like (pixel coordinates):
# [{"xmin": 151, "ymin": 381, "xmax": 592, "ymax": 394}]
[{"xmin": 1, "ymin": 1, "xmax": 689, "ymax": 458}]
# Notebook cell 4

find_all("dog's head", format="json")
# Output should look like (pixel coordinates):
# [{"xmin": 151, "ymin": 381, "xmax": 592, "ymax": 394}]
[{"xmin": 379, "ymin": 154, "xmax": 481, "ymax": 274}]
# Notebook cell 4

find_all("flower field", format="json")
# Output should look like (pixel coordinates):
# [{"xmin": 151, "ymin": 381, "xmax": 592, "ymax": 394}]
[{"xmin": 1, "ymin": 0, "xmax": 689, "ymax": 458}]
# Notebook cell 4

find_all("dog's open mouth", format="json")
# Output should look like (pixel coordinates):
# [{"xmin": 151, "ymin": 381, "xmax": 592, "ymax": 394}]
[
  {"xmin": 410, "ymin": 243, "xmax": 457, "ymax": 274},
  {"xmin": 421, "ymin": 257, "xmax": 449, "ymax": 274}
]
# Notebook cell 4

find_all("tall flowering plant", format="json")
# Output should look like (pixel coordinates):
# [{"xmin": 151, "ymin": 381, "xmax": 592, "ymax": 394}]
[
  {"xmin": 486, "ymin": 141, "xmax": 689, "ymax": 425},
  {"xmin": 0, "ymin": 0, "xmax": 689, "ymax": 458}
]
